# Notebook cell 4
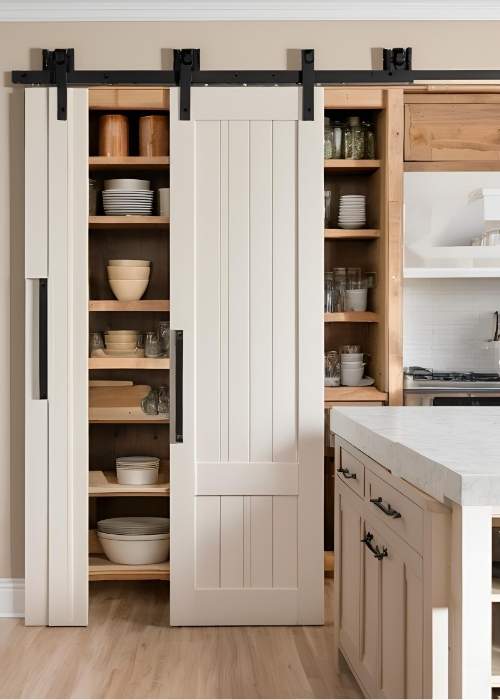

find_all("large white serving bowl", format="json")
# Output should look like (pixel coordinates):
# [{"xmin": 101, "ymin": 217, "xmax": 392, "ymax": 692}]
[
  {"xmin": 116, "ymin": 465, "xmax": 159, "ymax": 485},
  {"xmin": 107, "ymin": 266, "xmax": 151, "ymax": 281},
  {"xmin": 104, "ymin": 179, "xmax": 150, "ymax": 191},
  {"xmin": 109, "ymin": 278, "xmax": 149, "ymax": 302},
  {"xmin": 108, "ymin": 259, "xmax": 150, "ymax": 267},
  {"xmin": 97, "ymin": 532, "xmax": 170, "ymax": 565}
]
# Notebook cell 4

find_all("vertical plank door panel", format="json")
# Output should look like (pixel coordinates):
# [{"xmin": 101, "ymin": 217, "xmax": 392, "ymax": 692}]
[
  {"xmin": 273, "ymin": 496, "xmax": 298, "ymax": 588},
  {"xmin": 250, "ymin": 496, "xmax": 273, "ymax": 588},
  {"xmin": 196, "ymin": 496, "xmax": 221, "ymax": 589},
  {"xmin": 220, "ymin": 496, "xmax": 244, "ymax": 588}
]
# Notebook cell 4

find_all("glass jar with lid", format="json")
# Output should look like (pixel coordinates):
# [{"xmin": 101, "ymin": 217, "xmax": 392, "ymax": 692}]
[
  {"xmin": 331, "ymin": 119, "xmax": 343, "ymax": 159},
  {"xmin": 362, "ymin": 120, "xmax": 376, "ymax": 159},
  {"xmin": 324, "ymin": 117, "xmax": 334, "ymax": 159},
  {"xmin": 344, "ymin": 116, "xmax": 364, "ymax": 160}
]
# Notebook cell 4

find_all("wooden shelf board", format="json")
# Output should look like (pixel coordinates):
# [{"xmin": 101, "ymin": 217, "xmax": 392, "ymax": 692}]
[
  {"xmin": 325, "ymin": 228, "xmax": 380, "ymax": 240},
  {"xmin": 89, "ymin": 300, "xmax": 170, "ymax": 312},
  {"xmin": 325, "ymin": 312, "xmax": 379, "ymax": 323},
  {"xmin": 89, "ymin": 470, "xmax": 169, "ymax": 497},
  {"xmin": 89, "ymin": 156, "xmax": 169, "ymax": 170},
  {"xmin": 404, "ymin": 267, "xmax": 500, "ymax": 279},
  {"xmin": 324, "ymin": 159, "xmax": 381, "ymax": 172},
  {"xmin": 324, "ymin": 386, "xmax": 388, "ymax": 402},
  {"xmin": 89, "ymin": 357, "xmax": 169, "ymax": 370},
  {"xmin": 89, "ymin": 417, "xmax": 169, "ymax": 424},
  {"xmin": 89, "ymin": 555, "xmax": 170, "ymax": 581},
  {"xmin": 89, "ymin": 216, "xmax": 169, "ymax": 229},
  {"xmin": 405, "ymin": 160, "xmax": 500, "ymax": 173}
]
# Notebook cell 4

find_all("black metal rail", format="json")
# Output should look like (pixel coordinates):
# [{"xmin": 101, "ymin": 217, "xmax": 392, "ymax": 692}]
[{"xmin": 12, "ymin": 46, "xmax": 500, "ymax": 122}]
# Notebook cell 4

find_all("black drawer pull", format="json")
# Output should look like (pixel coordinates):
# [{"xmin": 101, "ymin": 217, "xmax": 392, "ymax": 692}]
[
  {"xmin": 337, "ymin": 466, "xmax": 356, "ymax": 480},
  {"xmin": 361, "ymin": 532, "xmax": 388, "ymax": 560},
  {"xmin": 370, "ymin": 496, "xmax": 401, "ymax": 519}
]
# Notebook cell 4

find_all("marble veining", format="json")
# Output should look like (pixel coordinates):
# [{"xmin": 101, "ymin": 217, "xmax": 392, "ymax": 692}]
[{"xmin": 330, "ymin": 406, "xmax": 500, "ymax": 506}]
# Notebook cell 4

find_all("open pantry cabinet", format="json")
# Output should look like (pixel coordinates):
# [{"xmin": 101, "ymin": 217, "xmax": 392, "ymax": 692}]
[{"xmin": 24, "ymin": 85, "xmax": 324, "ymax": 626}]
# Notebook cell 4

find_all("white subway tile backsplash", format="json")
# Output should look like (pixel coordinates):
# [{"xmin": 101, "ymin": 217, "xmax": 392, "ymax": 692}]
[{"xmin": 403, "ymin": 278, "xmax": 500, "ymax": 371}]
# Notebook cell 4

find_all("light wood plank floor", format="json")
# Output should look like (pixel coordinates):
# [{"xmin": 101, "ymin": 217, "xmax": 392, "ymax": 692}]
[{"xmin": 0, "ymin": 579, "xmax": 361, "ymax": 699}]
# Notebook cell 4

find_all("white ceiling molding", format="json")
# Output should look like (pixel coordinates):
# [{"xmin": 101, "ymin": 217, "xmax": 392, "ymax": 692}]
[{"xmin": 2, "ymin": 0, "xmax": 500, "ymax": 21}]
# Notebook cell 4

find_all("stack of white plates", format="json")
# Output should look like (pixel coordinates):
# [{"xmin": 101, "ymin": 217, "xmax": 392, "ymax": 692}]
[
  {"xmin": 97, "ymin": 517, "xmax": 170, "ymax": 565},
  {"xmin": 338, "ymin": 195, "xmax": 366, "ymax": 229},
  {"xmin": 102, "ymin": 179, "xmax": 153, "ymax": 216},
  {"xmin": 107, "ymin": 259, "xmax": 151, "ymax": 302},
  {"xmin": 116, "ymin": 455, "xmax": 160, "ymax": 485}
]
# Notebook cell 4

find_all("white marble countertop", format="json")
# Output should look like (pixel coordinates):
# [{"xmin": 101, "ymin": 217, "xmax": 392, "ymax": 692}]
[{"xmin": 330, "ymin": 406, "xmax": 500, "ymax": 506}]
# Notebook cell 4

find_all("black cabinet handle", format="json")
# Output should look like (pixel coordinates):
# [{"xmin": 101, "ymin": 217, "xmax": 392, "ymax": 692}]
[
  {"xmin": 175, "ymin": 330, "xmax": 183, "ymax": 443},
  {"xmin": 337, "ymin": 466, "xmax": 357, "ymax": 480},
  {"xmin": 39, "ymin": 279, "xmax": 48, "ymax": 400},
  {"xmin": 370, "ymin": 496, "xmax": 401, "ymax": 519},
  {"xmin": 361, "ymin": 532, "xmax": 388, "ymax": 560}
]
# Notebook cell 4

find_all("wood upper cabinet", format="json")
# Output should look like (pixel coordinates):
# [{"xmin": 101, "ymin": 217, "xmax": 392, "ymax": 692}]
[{"xmin": 405, "ymin": 95, "xmax": 500, "ymax": 161}]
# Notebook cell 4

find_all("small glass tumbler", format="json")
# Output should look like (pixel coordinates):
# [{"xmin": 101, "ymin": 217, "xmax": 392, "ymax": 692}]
[
  {"xmin": 158, "ymin": 321, "xmax": 170, "ymax": 357},
  {"xmin": 90, "ymin": 331, "xmax": 104, "ymax": 356},
  {"xmin": 145, "ymin": 331, "xmax": 162, "ymax": 358},
  {"xmin": 158, "ymin": 385, "xmax": 170, "ymax": 417},
  {"xmin": 325, "ymin": 350, "xmax": 341, "ymax": 387},
  {"xmin": 141, "ymin": 388, "xmax": 159, "ymax": 415}
]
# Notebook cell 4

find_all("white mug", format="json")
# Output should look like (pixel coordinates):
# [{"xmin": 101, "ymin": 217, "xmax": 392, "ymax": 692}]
[{"xmin": 158, "ymin": 188, "xmax": 170, "ymax": 217}]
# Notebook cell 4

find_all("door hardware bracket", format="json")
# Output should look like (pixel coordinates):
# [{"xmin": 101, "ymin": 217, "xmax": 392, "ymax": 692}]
[
  {"xmin": 301, "ymin": 49, "xmax": 315, "ymax": 121},
  {"xmin": 174, "ymin": 48, "xmax": 200, "ymax": 120},
  {"xmin": 43, "ymin": 48, "xmax": 74, "ymax": 120},
  {"xmin": 382, "ymin": 47, "xmax": 412, "ymax": 75}
]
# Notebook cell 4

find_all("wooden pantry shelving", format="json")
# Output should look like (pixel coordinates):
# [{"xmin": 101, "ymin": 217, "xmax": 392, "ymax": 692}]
[
  {"xmin": 325, "ymin": 228, "xmax": 380, "ymax": 240},
  {"xmin": 89, "ymin": 300, "xmax": 170, "ymax": 312},
  {"xmin": 324, "ymin": 311, "xmax": 379, "ymax": 323},
  {"xmin": 88, "ymin": 357, "xmax": 170, "ymax": 370},
  {"xmin": 89, "ymin": 417, "xmax": 169, "ymax": 424},
  {"xmin": 324, "ymin": 386, "xmax": 388, "ymax": 403},
  {"xmin": 89, "ymin": 556, "xmax": 170, "ymax": 582},
  {"xmin": 89, "ymin": 156, "xmax": 170, "ymax": 170},
  {"xmin": 89, "ymin": 216, "xmax": 169, "ymax": 229},
  {"xmin": 89, "ymin": 470, "xmax": 170, "ymax": 497},
  {"xmin": 324, "ymin": 159, "xmax": 381, "ymax": 172}
]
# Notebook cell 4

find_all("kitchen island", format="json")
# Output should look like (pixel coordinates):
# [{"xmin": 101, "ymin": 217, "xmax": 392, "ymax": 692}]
[{"xmin": 331, "ymin": 406, "xmax": 500, "ymax": 699}]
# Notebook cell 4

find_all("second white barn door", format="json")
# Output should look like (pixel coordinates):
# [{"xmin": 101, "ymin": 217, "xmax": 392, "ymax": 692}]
[{"xmin": 170, "ymin": 87, "xmax": 324, "ymax": 625}]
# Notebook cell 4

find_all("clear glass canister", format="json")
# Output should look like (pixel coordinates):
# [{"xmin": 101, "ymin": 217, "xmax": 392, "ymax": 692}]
[
  {"xmin": 325, "ymin": 350, "xmax": 341, "ymax": 386},
  {"xmin": 333, "ymin": 267, "xmax": 347, "ymax": 312},
  {"xmin": 324, "ymin": 272, "xmax": 337, "ymax": 313},
  {"xmin": 363, "ymin": 120, "xmax": 376, "ymax": 159},
  {"xmin": 89, "ymin": 179, "xmax": 97, "ymax": 215},
  {"xmin": 324, "ymin": 189, "xmax": 333, "ymax": 228},
  {"xmin": 346, "ymin": 116, "xmax": 364, "ymax": 160},
  {"xmin": 324, "ymin": 117, "xmax": 334, "ymax": 159},
  {"xmin": 331, "ymin": 120, "xmax": 343, "ymax": 159}
]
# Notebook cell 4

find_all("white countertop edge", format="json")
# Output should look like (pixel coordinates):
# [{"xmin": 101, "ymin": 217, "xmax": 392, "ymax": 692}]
[{"xmin": 331, "ymin": 409, "xmax": 467, "ymax": 506}]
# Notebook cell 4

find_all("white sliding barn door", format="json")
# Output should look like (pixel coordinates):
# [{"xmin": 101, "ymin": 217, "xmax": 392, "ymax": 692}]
[
  {"xmin": 170, "ymin": 87, "xmax": 324, "ymax": 625},
  {"xmin": 25, "ymin": 88, "xmax": 88, "ymax": 625}
]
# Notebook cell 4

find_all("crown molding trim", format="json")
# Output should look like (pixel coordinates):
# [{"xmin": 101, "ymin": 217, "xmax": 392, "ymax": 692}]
[{"xmin": 2, "ymin": 1, "xmax": 500, "ymax": 22}]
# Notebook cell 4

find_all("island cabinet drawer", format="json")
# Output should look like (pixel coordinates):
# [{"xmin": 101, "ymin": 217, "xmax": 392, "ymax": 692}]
[
  {"xmin": 336, "ymin": 443, "xmax": 364, "ymax": 499},
  {"xmin": 365, "ymin": 469, "xmax": 424, "ymax": 554}
]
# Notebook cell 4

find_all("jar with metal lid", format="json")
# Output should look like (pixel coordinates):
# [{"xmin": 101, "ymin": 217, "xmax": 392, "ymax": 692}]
[
  {"xmin": 324, "ymin": 117, "xmax": 334, "ymax": 159},
  {"xmin": 362, "ymin": 120, "xmax": 376, "ymax": 159},
  {"xmin": 345, "ymin": 116, "xmax": 364, "ymax": 160}
]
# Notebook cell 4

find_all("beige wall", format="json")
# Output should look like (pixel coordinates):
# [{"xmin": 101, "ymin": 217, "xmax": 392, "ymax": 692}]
[{"xmin": 2, "ymin": 19, "xmax": 500, "ymax": 579}]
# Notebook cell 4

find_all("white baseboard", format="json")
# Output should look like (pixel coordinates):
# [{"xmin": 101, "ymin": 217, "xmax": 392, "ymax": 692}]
[{"xmin": 0, "ymin": 579, "xmax": 24, "ymax": 618}]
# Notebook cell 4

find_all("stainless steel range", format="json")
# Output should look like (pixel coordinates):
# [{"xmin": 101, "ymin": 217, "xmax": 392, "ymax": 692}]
[{"xmin": 404, "ymin": 366, "xmax": 500, "ymax": 406}]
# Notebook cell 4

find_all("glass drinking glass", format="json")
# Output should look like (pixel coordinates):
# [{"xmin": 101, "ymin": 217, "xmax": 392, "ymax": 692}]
[
  {"xmin": 158, "ymin": 321, "xmax": 170, "ymax": 357},
  {"xmin": 333, "ymin": 267, "xmax": 347, "ymax": 312},
  {"xmin": 324, "ymin": 190, "xmax": 333, "ymax": 228},
  {"xmin": 145, "ymin": 331, "xmax": 162, "ymax": 358},
  {"xmin": 346, "ymin": 267, "xmax": 362, "ymax": 289},
  {"xmin": 158, "ymin": 385, "xmax": 170, "ymax": 417},
  {"xmin": 332, "ymin": 120, "xmax": 344, "ymax": 159},
  {"xmin": 341, "ymin": 344, "xmax": 361, "ymax": 354},
  {"xmin": 325, "ymin": 350, "xmax": 341, "ymax": 386},
  {"xmin": 324, "ymin": 118, "xmax": 334, "ymax": 159},
  {"xmin": 324, "ymin": 272, "xmax": 337, "ymax": 313},
  {"xmin": 89, "ymin": 331, "xmax": 104, "ymax": 356},
  {"xmin": 141, "ymin": 388, "xmax": 159, "ymax": 415}
]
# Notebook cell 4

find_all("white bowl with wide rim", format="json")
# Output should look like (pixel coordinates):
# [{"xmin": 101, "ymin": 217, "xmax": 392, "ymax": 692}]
[
  {"xmin": 109, "ymin": 278, "xmax": 149, "ymax": 302},
  {"xmin": 107, "ymin": 266, "xmax": 151, "ymax": 281},
  {"xmin": 97, "ymin": 531, "xmax": 169, "ymax": 565}
]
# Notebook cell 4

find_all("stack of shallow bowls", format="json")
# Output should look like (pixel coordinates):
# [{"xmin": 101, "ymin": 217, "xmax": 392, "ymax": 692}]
[
  {"xmin": 340, "ymin": 352, "xmax": 365, "ymax": 386},
  {"xmin": 97, "ymin": 517, "xmax": 170, "ymax": 565},
  {"xmin": 102, "ymin": 179, "xmax": 154, "ymax": 216},
  {"xmin": 338, "ymin": 194, "xmax": 366, "ymax": 229},
  {"xmin": 104, "ymin": 329, "xmax": 140, "ymax": 357},
  {"xmin": 107, "ymin": 259, "xmax": 151, "ymax": 301},
  {"xmin": 116, "ymin": 455, "xmax": 160, "ymax": 485}
]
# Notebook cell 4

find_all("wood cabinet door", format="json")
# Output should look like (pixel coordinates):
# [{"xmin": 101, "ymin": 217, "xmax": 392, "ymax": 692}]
[
  {"xmin": 405, "ymin": 100, "xmax": 500, "ymax": 161},
  {"xmin": 170, "ymin": 87, "xmax": 324, "ymax": 625},
  {"xmin": 335, "ymin": 482, "xmax": 363, "ymax": 661},
  {"xmin": 359, "ymin": 518, "xmax": 382, "ymax": 697}
]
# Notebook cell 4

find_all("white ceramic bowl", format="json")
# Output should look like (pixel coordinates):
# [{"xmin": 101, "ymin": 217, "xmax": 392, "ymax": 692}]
[
  {"xmin": 105, "ymin": 342, "xmax": 137, "ymax": 351},
  {"xmin": 98, "ymin": 532, "xmax": 169, "ymax": 565},
  {"xmin": 109, "ymin": 278, "xmax": 149, "ymax": 302},
  {"xmin": 341, "ymin": 365, "xmax": 365, "ymax": 386},
  {"xmin": 104, "ymin": 179, "xmax": 150, "ymax": 191},
  {"xmin": 116, "ymin": 466, "xmax": 159, "ymax": 485},
  {"xmin": 105, "ymin": 333, "xmax": 137, "ymax": 341},
  {"xmin": 108, "ymin": 259, "xmax": 151, "ymax": 267},
  {"xmin": 341, "ymin": 353, "xmax": 363, "ymax": 363},
  {"xmin": 107, "ymin": 266, "xmax": 151, "ymax": 281}
]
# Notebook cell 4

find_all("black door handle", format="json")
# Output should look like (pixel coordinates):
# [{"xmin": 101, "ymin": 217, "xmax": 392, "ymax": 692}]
[
  {"xmin": 337, "ymin": 466, "xmax": 356, "ymax": 479},
  {"xmin": 175, "ymin": 330, "xmax": 183, "ymax": 443},
  {"xmin": 361, "ymin": 532, "xmax": 388, "ymax": 560},
  {"xmin": 39, "ymin": 279, "xmax": 48, "ymax": 400},
  {"xmin": 370, "ymin": 497, "xmax": 401, "ymax": 519}
]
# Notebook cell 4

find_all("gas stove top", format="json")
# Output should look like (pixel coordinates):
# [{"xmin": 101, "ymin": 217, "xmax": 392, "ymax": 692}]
[{"xmin": 405, "ymin": 366, "xmax": 500, "ymax": 391}]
